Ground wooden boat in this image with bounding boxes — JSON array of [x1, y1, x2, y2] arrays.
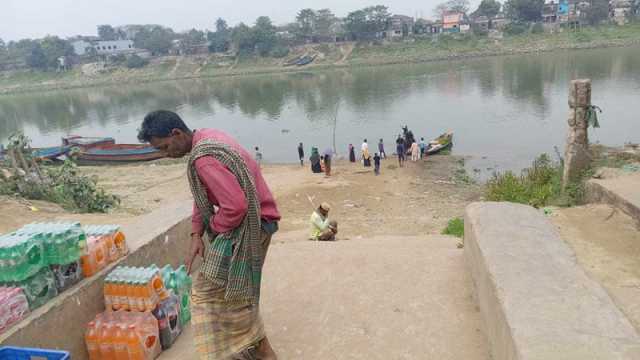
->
[[62, 136, 116, 149], [74, 144, 165, 165], [296, 55, 317, 66], [0, 145, 71, 161], [283, 55, 304, 67], [426, 132, 453, 155], [33, 146, 72, 161]]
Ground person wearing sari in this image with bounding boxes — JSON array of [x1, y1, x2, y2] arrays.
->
[[348, 144, 356, 163], [310, 147, 322, 173], [137, 110, 280, 360], [362, 148, 372, 167]]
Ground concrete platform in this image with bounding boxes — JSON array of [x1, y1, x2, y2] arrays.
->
[[587, 172, 640, 223], [465, 202, 640, 360], [160, 236, 490, 360]]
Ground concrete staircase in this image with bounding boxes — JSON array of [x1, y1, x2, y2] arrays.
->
[[160, 235, 490, 360]]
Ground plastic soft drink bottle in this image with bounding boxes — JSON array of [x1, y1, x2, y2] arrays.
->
[[99, 323, 116, 360], [85, 321, 101, 360], [153, 290, 181, 350], [126, 324, 144, 360], [113, 324, 129, 360]]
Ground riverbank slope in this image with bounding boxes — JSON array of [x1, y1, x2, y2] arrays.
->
[[1, 24, 639, 95]]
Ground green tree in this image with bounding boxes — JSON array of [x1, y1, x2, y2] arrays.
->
[[504, 0, 544, 21], [98, 25, 118, 40], [474, 0, 502, 18], [315, 9, 337, 39], [208, 18, 231, 52], [295, 9, 317, 40], [133, 26, 175, 55], [434, 0, 471, 18], [26, 43, 47, 70], [447, 0, 471, 13], [0, 38, 7, 60], [253, 16, 277, 56], [583, 0, 610, 25], [345, 5, 391, 40], [40, 36, 74, 69], [231, 23, 255, 54]]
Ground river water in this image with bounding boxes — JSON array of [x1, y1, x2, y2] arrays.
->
[[1, 46, 639, 176]]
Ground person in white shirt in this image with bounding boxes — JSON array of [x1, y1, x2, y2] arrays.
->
[[361, 139, 369, 151]]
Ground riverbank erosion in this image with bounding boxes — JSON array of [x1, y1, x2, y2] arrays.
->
[[1, 24, 640, 95]]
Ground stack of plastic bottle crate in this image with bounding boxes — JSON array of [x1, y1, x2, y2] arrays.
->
[[0, 222, 87, 312], [82, 225, 128, 277], [85, 264, 191, 359]]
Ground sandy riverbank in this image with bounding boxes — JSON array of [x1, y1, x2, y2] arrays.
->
[[0, 155, 481, 239]]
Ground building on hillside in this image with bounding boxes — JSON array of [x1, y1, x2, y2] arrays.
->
[[610, 0, 635, 25], [72, 39, 135, 56], [471, 15, 491, 31], [543, 1, 560, 22], [442, 12, 465, 32], [431, 21, 444, 33], [491, 13, 510, 30], [169, 39, 211, 55], [385, 15, 415, 39]]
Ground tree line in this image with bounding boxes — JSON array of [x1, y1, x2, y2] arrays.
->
[[0, 1, 633, 71]]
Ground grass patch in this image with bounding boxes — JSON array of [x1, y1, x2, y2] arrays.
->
[[1, 134, 120, 213], [442, 217, 464, 238], [485, 154, 568, 208]]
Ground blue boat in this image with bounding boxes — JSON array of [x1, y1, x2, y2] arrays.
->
[[32, 146, 72, 161]]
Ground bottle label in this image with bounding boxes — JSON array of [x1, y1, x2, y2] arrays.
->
[[158, 318, 168, 329]]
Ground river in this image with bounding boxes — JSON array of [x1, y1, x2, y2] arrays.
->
[[1, 46, 639, 177]]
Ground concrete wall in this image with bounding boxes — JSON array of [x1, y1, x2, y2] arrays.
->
[[0, 202, 194, 359], [586, 177, 640, 224], [464, 202, 640, 360]]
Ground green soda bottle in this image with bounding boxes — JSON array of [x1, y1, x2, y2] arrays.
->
[[175, 265, 192, 325]]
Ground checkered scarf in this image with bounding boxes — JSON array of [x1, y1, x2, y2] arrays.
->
[[188, 139, 262, 305]]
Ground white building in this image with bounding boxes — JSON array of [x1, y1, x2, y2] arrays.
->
[[72, 39, 135, 56]]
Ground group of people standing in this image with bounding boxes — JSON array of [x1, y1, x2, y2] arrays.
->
[[350, 139, 382, 175], [298, 134, 429, 177]]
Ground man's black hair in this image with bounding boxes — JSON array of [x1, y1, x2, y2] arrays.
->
[[138, 110, 190, 142]]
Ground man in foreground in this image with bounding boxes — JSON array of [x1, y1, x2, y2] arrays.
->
[[309, 202, 338, 241], [138, 110, 280, 360]]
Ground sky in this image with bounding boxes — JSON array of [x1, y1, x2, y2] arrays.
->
[[0, 0, 480, 41]]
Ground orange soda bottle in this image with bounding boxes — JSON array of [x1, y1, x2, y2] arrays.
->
[[127, 324, 144, 360], [99, 323, 116, 360], [113, 231, 128, 258], [104, 281, 115, 311], [85, 321, 100, 360], [113, 324, 129, 360], [126, 277, 138, 312]]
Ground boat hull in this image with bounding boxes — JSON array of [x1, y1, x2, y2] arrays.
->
[[62, 136, 116, 149], [75, 144, 165, 166]]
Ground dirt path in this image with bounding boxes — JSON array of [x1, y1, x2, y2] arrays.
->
[[336, 43, 355, 65], [0, 155, 480, 239], [551, 204, 640, 332]]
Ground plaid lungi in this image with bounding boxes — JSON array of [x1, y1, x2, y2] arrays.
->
[[192, 230, 273, 360]]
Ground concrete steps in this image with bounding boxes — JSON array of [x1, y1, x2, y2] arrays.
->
[[160, 235, 490, 360], [587, 172, 640, 223]]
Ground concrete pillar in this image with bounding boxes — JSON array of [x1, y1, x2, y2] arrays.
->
[[563, 79, 592, 188]]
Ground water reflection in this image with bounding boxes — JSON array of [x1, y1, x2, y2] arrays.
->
[[0, 46, 638, 169]]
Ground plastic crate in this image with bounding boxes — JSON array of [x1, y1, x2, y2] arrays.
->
[[0, 346, 70, 360]]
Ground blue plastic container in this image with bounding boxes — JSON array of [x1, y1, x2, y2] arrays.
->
[[0, 346, 70, 360]]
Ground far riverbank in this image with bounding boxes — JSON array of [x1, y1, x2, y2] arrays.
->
[[1, 24, 639, 96]]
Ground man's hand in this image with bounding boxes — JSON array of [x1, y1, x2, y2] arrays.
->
[[186, 234, 205, 275]]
